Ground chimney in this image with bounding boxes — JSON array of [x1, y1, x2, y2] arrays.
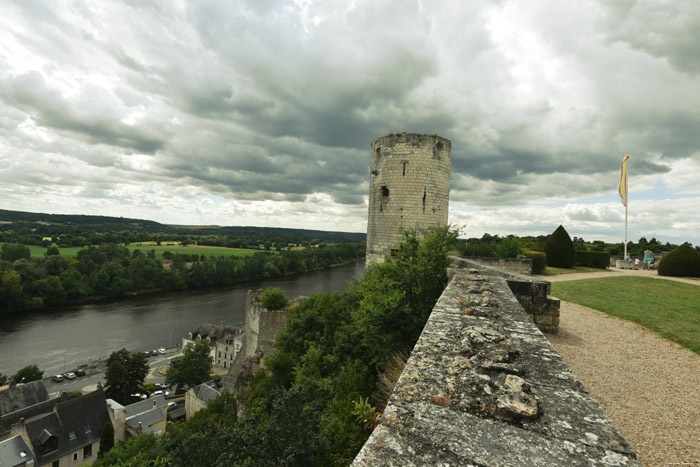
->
[[136, 422, 143, 433], [153, 399, 157, 408], [220, 322, 224, 328], [19, 417, 25, 425]]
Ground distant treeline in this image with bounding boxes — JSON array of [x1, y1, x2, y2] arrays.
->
[[459, 233, 685, 258], [0, 242, 365, 312], [0, 208, 365, 248]]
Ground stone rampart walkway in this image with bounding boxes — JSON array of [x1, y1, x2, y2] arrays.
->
[[544, 269, 700, 466]]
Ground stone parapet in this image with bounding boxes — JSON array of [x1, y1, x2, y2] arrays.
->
[[352, 269, 640, 466], [451, 256, 560, 333]]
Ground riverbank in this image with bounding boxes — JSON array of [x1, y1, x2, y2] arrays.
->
[[0, 256, 367, 315], [0, 261, 366, 377]]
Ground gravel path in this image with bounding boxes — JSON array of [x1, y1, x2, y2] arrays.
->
[[544, 270, 700, 466]]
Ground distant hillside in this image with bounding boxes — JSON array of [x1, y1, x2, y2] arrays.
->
[[0, 208, 366, 241], [0, 208, 163, 230]]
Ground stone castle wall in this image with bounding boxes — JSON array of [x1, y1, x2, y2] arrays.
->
[[353, 267, 640, 466], [451, 256, 560, 333], [366, 133, 451, 265], [223, 289, 289, 393]]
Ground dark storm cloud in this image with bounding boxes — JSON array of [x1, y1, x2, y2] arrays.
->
[[1, 72, 168, 154], [1, 0, 700, 241]]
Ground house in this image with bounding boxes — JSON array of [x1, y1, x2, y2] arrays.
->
[[0, 381, 51, 416], [107, 395, 168, 440], [11, 389, 110, 467], [1, 382, 68, 443], [185, 382, 221, 420], [0, 435, 36, 466], [182, 322, 244, 369]]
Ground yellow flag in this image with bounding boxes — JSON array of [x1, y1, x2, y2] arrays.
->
[[618, 154, 629, 207]]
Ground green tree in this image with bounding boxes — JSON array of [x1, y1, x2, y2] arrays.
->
[[544, 225, 576, 268], [261, 287, 288, 310], [98, 422, 115, 458], [0, 269, 23, 310], [46, 246, 60, 256], [166, 340, 213, 391], [0, 373, 7, 385], [1, 243, 30, 262], [12, 364, 43, 383], [105, 349, 149, 405]]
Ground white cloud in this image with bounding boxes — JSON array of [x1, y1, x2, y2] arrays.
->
[[0, 0, 699, 245]]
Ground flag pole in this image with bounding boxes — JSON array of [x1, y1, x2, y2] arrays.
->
[[619, 154, 630, 260], [624, 196, 628, 260]]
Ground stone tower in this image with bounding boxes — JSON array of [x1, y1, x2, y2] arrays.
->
[[366, 133, 451, 265]]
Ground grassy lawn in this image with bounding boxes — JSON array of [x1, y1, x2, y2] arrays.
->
[[551, 277, 700, 354], [541, 266, 608, 275]]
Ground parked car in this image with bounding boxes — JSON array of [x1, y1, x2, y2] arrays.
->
[[131, 393, 147, 400], [63, 372, 76, 380], [158, 348, 166, 355], [144, 351, 151, 358], [151, 349, 159, 356], [74, 369, 86, 377], [153, 390, 169, 397], [167, 402, 177, 411], [52, 374, 64, 383], [154, 383, 168, 390]]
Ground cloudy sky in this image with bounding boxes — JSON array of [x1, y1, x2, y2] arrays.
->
[[1, 0, 699, 245]]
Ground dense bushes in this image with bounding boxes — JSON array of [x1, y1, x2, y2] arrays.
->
[[524, 250, 547, 274], [544, 225, 575, 268], [262, 287, 289, 310], [575, 250, 610, 269], [458, 235, 522, 259], [658, 243, 700, 278]]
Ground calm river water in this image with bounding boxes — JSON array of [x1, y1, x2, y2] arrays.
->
[[0, 261, 365, 376]]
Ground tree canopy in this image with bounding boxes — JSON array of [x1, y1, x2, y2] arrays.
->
[[12, 364, 44, 384], [165, 340, 213, 392], [105, 349, 149, 405]]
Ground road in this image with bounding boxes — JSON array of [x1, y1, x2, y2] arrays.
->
[[43, 347, 182, 394]]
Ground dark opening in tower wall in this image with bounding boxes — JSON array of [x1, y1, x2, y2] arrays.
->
[[422, 188, 426, 213], [434, 141, 445, 159], [381, 186, 389, 198]]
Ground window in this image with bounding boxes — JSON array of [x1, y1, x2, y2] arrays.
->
[[402, 162, 407, 176], [74, 453, 79, 461], [52, 460, 59, 467], [69, 431, 76, 440], [218, 351, 221, 357], [84, 443, 93, 458], [84, 424, 91, 433]]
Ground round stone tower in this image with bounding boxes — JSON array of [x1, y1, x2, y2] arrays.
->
[[366, 132, 451, 265]]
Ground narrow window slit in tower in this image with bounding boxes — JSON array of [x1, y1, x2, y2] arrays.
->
[[402, 162, 406, 176], [422, 188, 426, 213]]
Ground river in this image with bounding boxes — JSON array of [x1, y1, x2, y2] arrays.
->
[[0, 261, 365, 377]]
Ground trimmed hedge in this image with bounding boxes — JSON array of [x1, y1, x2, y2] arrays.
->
[[575, 250, 610, 269], [658, 243, 700, 278], [544, 225, 575, 268], [524, 250, 547, 274]]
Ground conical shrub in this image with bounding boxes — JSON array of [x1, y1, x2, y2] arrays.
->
[[544, 225, 575, 268], [657, 243, 700, 277]]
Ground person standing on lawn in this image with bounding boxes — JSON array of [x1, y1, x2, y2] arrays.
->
[[643, 249, 654, 270]]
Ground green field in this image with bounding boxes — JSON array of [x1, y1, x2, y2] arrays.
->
[[4, 243, 263, 260], [551, 277, 700, 354]]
